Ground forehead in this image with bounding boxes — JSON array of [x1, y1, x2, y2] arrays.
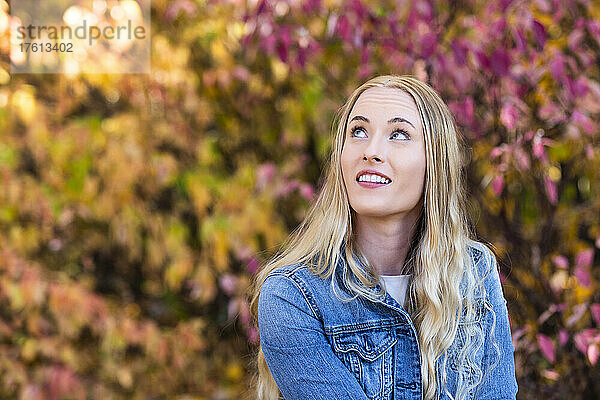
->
[[349, 87, 421, 129]]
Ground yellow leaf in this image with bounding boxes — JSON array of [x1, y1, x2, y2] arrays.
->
[[21, 339, 37, 362], [225, 362, 243, 381], [165, 254, 193, 290]]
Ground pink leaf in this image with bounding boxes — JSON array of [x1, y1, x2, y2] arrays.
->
[[227, 298, 240, 320], [576, 248, 594, 268], [336, 14, 351, 42], [219, 274, 238, 296], [514, 147, 531, 170], [588, 343, 599, 365], [513, 29, 528, 53], [586, 144, 595, 160], [451, 39, 468, 66], [247, 325, 259, 345], [552, 255, 569, 269], [544, 176, 558, 205], [299, 183, 315, 200], [257, 162, 276, 183], [420, 32, 437, 58], [542, 369, 559, 380], [538, 102, 566, 124], [165, 0, 198, 20], [492, 174, 504, 196], [246, 257, 259, 274], [549, 51, 566, 82], [574, 332, 588, 354], [474, 50, 490, 70], [491, 49, 511, 76], [490, 146, 504, 159], [512, 326, 528, 345], [571, 110, 595, 135], [301, 0, 322, 14], [537, 333, 555, 363], [500, 102, 518, 130], [574, 264, 591, 287], [559, 329, 569, 346], [567, 304, 588, 327], [574, 249, 594, 287], [532, 19, 547, 48]]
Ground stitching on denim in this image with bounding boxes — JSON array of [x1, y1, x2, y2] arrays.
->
[[324, 318, 408, 335], [288, 272, 323, 321], [265, 270, 322, 323]]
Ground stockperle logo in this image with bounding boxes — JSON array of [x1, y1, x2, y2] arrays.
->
[[10, 0, 150, 74]]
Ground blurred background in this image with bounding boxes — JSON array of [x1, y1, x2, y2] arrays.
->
[[0, 0, 599, 398]]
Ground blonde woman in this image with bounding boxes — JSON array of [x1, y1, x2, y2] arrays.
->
[[250, 75, 518, 400]]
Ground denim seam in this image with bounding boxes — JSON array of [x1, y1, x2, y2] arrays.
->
[[270, 267, 323, 321], [324, 319, 408, 335]]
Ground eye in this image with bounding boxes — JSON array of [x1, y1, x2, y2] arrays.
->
[[349, 126, 411, 140], [391, 129, 410, 140], [349, 125, 367, 138]]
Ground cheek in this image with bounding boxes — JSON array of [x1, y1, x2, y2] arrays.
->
[[394, 152, 426, 188], [340, 146, 354, 177]]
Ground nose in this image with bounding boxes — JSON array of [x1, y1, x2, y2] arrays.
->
[[362, 135, 384, 163]]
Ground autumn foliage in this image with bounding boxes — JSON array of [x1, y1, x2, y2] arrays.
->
[[0, 0, 599, 398]]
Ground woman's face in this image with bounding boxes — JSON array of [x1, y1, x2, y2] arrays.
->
[[341, 86, 426, 218]]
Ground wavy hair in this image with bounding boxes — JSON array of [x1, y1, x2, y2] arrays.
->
[[249, 75, 496, 400]]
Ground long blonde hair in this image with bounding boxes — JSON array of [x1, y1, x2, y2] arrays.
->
[[250, 75, 491, 400]]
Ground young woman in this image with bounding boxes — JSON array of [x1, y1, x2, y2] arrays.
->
[[250, 75, 518, 400]]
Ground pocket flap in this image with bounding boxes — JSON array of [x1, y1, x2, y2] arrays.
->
[[332, 329, 397, 361]]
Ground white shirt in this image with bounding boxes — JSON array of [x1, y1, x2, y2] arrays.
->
[[380, 274, 411, 307]]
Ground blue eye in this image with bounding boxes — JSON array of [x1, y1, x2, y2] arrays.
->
[[390, 129, 410, 140], [350, 125, 367, 138], [349, 125, 410, 140]]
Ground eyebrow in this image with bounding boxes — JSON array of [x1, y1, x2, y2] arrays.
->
[[349, 115, 416, 129]]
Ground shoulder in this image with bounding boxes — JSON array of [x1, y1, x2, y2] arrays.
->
[[261, 262, 325, 294], [465, 239, 504, 301], [466, 239, 498, 276], [258, 263, 326, 320]]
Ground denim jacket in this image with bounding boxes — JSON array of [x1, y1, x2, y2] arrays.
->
[[257, 240, 518, 400]]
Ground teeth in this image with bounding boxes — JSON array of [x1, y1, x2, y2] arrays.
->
[[358, 174, 390, 184]]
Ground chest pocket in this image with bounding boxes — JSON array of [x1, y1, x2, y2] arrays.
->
[[331, 328, 396, 400]]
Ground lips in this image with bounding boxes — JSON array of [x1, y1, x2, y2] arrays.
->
[[355, 169, 392, 182]]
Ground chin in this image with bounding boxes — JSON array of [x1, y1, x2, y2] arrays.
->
[[351, 206, 396, 217]]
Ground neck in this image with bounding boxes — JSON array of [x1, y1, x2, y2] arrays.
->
[[353, 204, 422, 275]]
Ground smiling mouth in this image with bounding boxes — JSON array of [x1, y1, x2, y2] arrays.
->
[[356, 176, 391, 187]]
